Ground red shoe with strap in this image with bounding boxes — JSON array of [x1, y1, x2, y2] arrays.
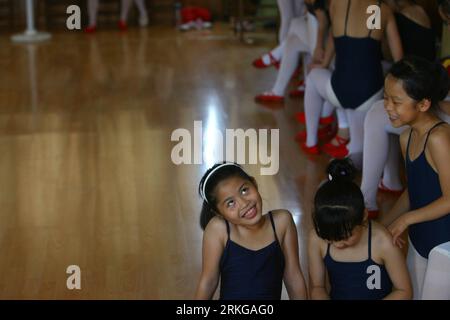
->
[[322, 135, 349, 158], [255, 92, 284, 104], [295, 112, 335, 125], [252, 53, 280, 69], [300, 142, 320, 155], [378, 181, 404, 195]]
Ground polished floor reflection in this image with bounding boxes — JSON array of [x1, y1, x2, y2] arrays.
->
[[0, 25, 400, 299]]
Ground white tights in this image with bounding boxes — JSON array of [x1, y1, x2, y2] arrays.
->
[[270, 0, 305, 61], [272, 14, 317, 95], [87, 0, 148, 26], [408, 239, 450, 299]]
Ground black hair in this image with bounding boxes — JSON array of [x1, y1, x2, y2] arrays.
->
[[198, 162, 256, 230], [313, 159, 365, 242], [387, 56, 450, 112]]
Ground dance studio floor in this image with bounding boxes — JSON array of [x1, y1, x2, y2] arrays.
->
[[0, 24, 398, 299]]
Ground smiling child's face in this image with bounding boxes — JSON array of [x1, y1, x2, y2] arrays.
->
[[383, 75, 421, 128], [213, 176, 263, 227]]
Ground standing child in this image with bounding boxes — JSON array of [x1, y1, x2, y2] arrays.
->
[[308, 159, 412, 300], [194, 162, 307, 300], [385, 56, 450, 299]]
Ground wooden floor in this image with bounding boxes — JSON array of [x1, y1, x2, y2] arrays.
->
[[0, 24, 399, 299]]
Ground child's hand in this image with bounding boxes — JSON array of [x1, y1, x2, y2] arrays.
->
[[313, 47, 325, 64], [388, 214, 410, 248]]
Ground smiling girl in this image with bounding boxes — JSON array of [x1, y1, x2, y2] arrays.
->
[[384, 56, 450, 299], [194, 162, 307, 300]]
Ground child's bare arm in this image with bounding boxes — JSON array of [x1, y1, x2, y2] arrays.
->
[[280, 212, 308, 300], [195, 218, 225, 299], [308, 230, 329, 300], [379, 229, 413, 300]]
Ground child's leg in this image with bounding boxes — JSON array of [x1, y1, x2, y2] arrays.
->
[[272, 33, 309, 95], [360, 100, 390, 211], [120, 0, 133, 22], [407, 238, 428, 300], [381, 134, 403, 190], [134, 0, 147, 16], [87, 0, 99, 27], [305, 68, 332, 147], [277, 0, 296, 43], [421, 242, 450, 299], [134, 0, 148, 25]]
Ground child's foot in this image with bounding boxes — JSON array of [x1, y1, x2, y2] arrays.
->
[[254, 92, 284, 104], [118, 20, 127, 31], [294, 112, 335, 125], [378, 180, 404, 195], [84, 25, 97, 33], [300, 143, 320, 155], [322, 135, 350, 159], [295, 124, 335, 142], [139, 14, 149, 27], [252, 53, 280, 69]]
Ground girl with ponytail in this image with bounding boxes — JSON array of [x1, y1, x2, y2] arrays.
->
[[195, 162, 307, 300], [308, 159, 412, 300]]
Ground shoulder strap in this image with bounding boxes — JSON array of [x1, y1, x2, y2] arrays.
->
[[225, 219, 230, 240], [424, 122, 446, 150], [368, 220, 372, 260], [406, 128, 413, 161], [268, 212, 281, 244]]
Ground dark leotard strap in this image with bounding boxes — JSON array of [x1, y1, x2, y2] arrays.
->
[[268, 212, 281, 245], [225, 219, 230, 241], [368, 220, 373, 260]]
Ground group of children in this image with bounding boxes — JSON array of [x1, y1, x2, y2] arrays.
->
[[194, 0, 450, 300]]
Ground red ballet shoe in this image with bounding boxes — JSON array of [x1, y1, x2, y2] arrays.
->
[[368, 210, 380, 220], [118, 20, 128, 31], [322, 135, 349, 158], [378, 181, 404, 195], [84, 25, 97, 33], [300, 143, 320, 155], [295, 124, 335, 142], [255, 92, 284, 104], [294, 112, 335, 125], [252, 53, 280, 69]]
